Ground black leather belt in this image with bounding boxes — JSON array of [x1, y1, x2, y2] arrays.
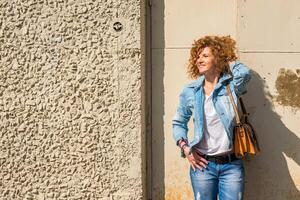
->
[[204, 153, 239, 164]]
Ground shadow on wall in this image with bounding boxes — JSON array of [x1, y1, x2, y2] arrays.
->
[[244, 71, 300, 200], [153, 69, 300, 200]]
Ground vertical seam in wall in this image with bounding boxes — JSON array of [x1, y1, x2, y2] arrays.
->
[[114, 2, 120, 197], [140, 0, 147, 199], [149, 4, 153, 200], [236, 0, 240, 55], [147, 0, 153, 199], [116, 2, 120, 119]]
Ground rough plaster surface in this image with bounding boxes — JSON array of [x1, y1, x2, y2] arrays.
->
[[0, 0, 143, 199]]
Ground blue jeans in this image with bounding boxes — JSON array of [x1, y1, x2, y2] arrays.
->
[[190, 159, 245, 200]]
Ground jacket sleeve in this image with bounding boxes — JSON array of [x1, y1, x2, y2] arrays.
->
[[230, 61, 252, 96], [172, 87, 193, 145]]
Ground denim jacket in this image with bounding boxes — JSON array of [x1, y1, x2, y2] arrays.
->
[[172, 61, 251, 152]]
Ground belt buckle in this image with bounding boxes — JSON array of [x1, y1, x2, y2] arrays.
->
[[228, 154, 232, 162], [219, 157, 227, 164]]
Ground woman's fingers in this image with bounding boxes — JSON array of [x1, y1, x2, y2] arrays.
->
[[198, 161, 207, 169], [188, 156, 204, 171], [192, 153, 208, 169], [199, 157, 209, 165], [194, 152, 209, 164], [193, 162, 203, 171], [190, 161, 202, 171], [190, 162, 196, 171], [187, 155, 197, 171]]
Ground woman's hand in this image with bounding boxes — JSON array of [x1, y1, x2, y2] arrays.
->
[[183, 146, 209, 171]]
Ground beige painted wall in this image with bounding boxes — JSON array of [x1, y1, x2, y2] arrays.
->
[[151, 0, 300, 199], [0, 0, 144, 199]]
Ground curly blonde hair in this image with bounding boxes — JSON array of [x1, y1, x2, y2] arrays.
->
[[187, 35, 238, 79]]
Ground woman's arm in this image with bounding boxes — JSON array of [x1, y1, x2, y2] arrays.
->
[[230, 61, 252, 96], [172, 91, 208, 169], [172, 87, 192, 145]]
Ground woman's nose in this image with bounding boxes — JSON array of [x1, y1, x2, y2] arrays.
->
[[197, 57, 203, 64]]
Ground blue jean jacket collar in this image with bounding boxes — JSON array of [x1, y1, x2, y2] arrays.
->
[[186, 73, 233, 91]]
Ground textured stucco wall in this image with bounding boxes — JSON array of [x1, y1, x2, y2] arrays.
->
[[0, 0, 144, 199]]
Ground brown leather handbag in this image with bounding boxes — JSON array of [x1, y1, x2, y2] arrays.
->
[[226, 85, 261, 158]]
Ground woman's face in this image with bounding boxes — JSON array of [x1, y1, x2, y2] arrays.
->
[[196, 47, 216, 75]]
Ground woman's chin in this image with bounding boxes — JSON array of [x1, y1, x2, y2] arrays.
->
[[198, 70, 207, 75]]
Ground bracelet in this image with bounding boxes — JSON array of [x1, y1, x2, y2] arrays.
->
[[178, 138, 189, 158], [181, 143, 189, 150], [178, 139, 187, 148]]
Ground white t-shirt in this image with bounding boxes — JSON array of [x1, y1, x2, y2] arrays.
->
[[194, 92, 232, 156]]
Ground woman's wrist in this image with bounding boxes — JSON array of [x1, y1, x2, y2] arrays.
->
[[181, 143, 188, 149], [183, 146, 192, 156], [178, 139, 189, 158], [178, 139, 188, 148], [179, 141, 192, 157]]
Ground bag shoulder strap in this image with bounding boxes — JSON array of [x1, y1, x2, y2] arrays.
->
[[238, 96, 249, 123], [226, 85, 250, 124], [226, 85, 241, 124]]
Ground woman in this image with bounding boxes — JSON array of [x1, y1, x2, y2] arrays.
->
[[172, 35, 251, 200]]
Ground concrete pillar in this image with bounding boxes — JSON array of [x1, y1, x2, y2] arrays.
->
[[0, 0, 145, 199]]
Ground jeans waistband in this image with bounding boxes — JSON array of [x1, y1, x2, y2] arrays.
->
[[204, 153, 238, 164]]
